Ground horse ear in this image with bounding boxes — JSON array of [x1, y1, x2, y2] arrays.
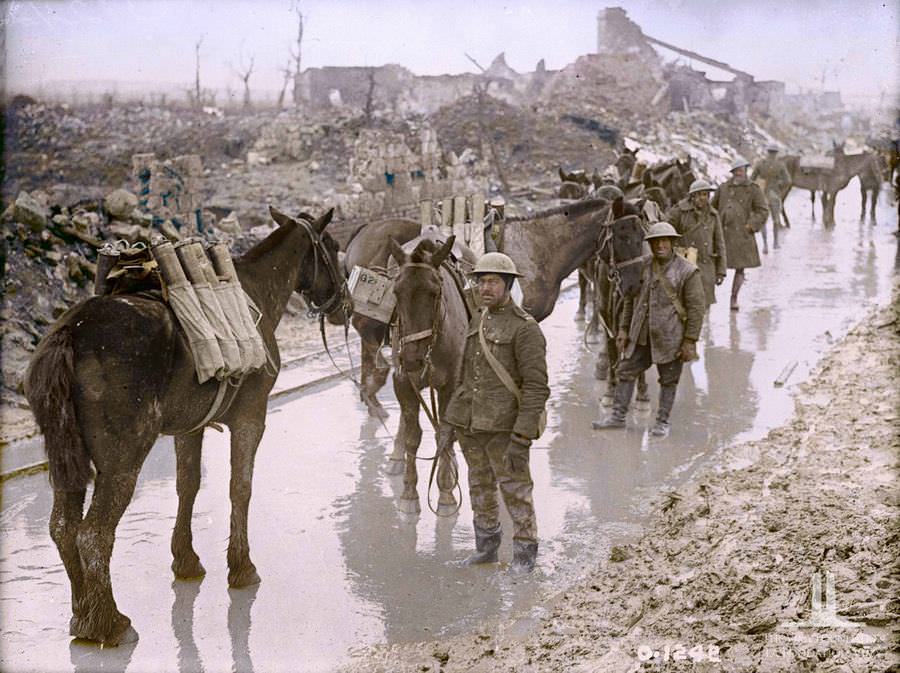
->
[[431, 235, 455, 268], [388, 237, 406, 266], [314, 208, 334, 234], [269, 206, 294, 228], [558, 167, 566, 181]]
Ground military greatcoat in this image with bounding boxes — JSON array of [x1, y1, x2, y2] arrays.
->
[[712, 175, 768, 269], [665, 198, 727, 306]]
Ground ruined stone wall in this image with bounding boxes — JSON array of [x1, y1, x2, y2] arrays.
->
[[131, 152, 204, 227]]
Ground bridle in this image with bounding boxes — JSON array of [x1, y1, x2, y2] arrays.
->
[[295, 214, 352, 318], [597, 212, 644, 291], [393, 262, 444, 378]]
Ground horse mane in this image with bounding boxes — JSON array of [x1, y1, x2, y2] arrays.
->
[[239, 219, 297, 262], [505, 197, 608, 222]]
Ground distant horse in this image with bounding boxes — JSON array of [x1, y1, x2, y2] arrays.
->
[[340, 198, 612, 419], [24, 207, 344, 646], [386, 236, 467, 515], [859, 151, 888, 220], [642, 157, 695, 206]]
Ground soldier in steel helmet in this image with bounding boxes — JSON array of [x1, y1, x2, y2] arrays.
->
[[592, 222, 706, 437], [751, 143, 791, 250], [444, 252, 550, 574], [665, 178, 728, 309], [713, 157, 769, 311]]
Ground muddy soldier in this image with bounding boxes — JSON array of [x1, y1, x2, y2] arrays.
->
[[445, 252, 549, 574], [713, 157, 769, 311], [592, 222, 705, 437], [665, 178, 727, 308], [751, 143, 792, 251]]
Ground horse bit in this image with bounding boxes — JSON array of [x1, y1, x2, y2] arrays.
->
[[295, 214, 352, 318]]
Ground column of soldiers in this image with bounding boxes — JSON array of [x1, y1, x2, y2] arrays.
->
[[448, 145, 788, 573]]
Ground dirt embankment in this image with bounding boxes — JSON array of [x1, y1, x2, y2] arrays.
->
[[342, 285, 900, 672]]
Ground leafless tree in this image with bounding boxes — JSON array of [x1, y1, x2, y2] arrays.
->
[[363, 68, 377, 124], [464, 52, 509, 191], [277, 59, 293, 109], [194, 37, 203, 109], [291, 3, 304, 106], [231, 52, 255, 111]]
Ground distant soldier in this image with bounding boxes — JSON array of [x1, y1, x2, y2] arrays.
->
[[445, 252, 550, 574], [666, 179, 727, 309], [713, 157, 769, 311], [592, 222, 706, 437], [751, 143, 792, 251]]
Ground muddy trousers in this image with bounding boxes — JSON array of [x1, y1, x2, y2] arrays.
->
[[615, 344, 683, 421], [457, 430, 537, 544]]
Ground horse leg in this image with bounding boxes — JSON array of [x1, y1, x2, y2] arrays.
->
[[434, 422, 459, 516], [49, 487, 87, 636], [575, 269, 588, 321], [810, 190, 816, 220], [394, 377, 422, 515], [171, 433, 206, 579], [360, 333, 388, 420], [73, 466, 143, 645], [860, 184, 867, 220], [871, 187, 878, 221], [227, 420, 264, 588]]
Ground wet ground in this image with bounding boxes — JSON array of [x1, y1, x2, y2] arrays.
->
[[1, 187, 897, 673]]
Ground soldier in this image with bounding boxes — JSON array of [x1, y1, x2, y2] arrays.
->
[[666, 179, 728, 309], [592, 222, 706, 437], [445, 252, 550, 574], [751, 143, 792, 251], [713, 157, 769, 311]]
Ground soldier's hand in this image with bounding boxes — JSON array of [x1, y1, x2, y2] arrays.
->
[[679, 340, 699, 362], [615, 329, 628, 353], [504, 434, 532, 474], [716, 274, 726, 286]]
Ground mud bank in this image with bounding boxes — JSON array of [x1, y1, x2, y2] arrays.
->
[[342, 283, 900, 673]]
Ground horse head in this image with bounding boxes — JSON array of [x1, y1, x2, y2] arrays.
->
[[599, 198, 645, 297], [268, 206, 347, 321], [388, 235, 454, 374]]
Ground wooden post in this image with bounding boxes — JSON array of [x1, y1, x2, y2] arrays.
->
[[419, 199, 433, 228]]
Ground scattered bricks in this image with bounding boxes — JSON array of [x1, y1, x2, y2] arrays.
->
[[104, 188, 138, 220], [14, 192, 47, 232]]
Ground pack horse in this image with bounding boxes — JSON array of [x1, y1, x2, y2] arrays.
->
[[24, 207, 345, 646]]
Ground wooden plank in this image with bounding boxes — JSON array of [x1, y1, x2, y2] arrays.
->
[[774, 359, 798, 388], [470, 193, 485, 224]]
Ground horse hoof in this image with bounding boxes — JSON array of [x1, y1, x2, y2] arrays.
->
[[385, 459, 405, 476], [436, 500, 459, 517], [633, 399, 651, 412], [585, 332, 601, 345], [601, 394, 615, 408], [594, 364, 608, 381], [367, 404, 389, 420], [574, 311, 585, 322], [172, 555, 206, 580], [70, 612, 135, 646], [397, 497, 421, 515], [635, 392, 651, 403], [228, 565, 261, 589]]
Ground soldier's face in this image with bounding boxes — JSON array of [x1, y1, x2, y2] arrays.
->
[[477, 274, 510, 309], [650, 237, 674, 261], [690, 191, 709, 208], [732, 167, 747, 179]]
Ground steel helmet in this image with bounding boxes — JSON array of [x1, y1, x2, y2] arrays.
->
[[644, 221, 681, 241], [473, 252, 521, 277], [730, 156, 751, 172], [596, 184, 625, 200], [688, 178, 715, 195], [765, 142, 780, 153]]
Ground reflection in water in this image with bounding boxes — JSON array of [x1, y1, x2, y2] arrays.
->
[[228, 584, 258, 673], [69, 635, 137, 673], [172, 579, 204, 673], [747, 306, 778, 353]]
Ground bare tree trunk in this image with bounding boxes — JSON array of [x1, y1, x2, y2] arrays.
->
[[194, 37, 203, 109], [292, 6, 304, 106], [363, 68, 376, 124], [277, 61, 292, 109]]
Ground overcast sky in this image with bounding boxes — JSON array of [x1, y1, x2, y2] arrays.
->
[[3, 0, 898, 104]]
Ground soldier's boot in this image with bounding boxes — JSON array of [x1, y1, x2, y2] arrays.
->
[[592, 379, 635, 429], [509, 541, 539, 575], [457, 525, 502, 566], [730, 272, 745, 312], [650, 385, 678, 437]]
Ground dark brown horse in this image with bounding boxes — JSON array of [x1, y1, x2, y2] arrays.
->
[[386, 237, 467, 515], [340, 199, 613, 420], [24, 207, 343, 646]]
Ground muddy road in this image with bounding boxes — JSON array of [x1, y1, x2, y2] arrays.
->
[[1, 188, 897, 672]]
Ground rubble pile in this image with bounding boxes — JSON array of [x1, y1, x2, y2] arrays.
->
[[3, 100, 272, 201]]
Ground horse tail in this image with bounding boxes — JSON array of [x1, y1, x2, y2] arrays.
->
[[24, 325, 92, 491]]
